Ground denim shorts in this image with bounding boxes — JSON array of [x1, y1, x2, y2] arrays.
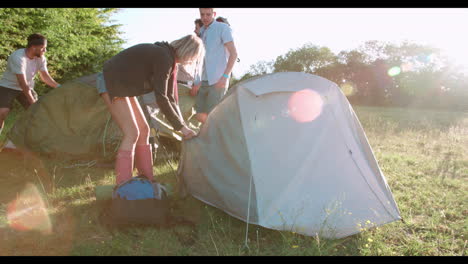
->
[[96, 72, 107, 94]]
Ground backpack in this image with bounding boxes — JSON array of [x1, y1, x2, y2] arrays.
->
[[104, 175, 170, 229]]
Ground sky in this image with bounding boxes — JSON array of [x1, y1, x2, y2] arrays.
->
[[110, 8, 468, 78]]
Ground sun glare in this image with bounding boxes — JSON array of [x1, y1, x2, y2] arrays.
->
[[7, 183, 52, 235], [288, 89, 323, 123], [388, 66, 401, 77]]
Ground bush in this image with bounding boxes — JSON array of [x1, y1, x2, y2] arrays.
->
[[0, 8, 124, 96]]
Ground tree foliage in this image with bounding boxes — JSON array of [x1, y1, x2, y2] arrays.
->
[[273, 43, 337, 73], [0, 8, 124, 95], [240, 40, 468, 111]]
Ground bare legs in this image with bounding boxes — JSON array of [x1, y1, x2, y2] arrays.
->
[[100, 93, 153, 184], [128, 98, 154, 182]]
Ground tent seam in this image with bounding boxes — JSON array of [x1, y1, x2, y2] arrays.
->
[[236, 88, 259, 226]]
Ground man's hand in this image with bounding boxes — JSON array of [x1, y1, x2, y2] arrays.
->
[[39, 71, 60, 88], [190, 84, 200, 97], [215, 75, 229, 90], [16, 74, 36, 105], [180, 125, 197, 140], [25, 90, 37, 105]]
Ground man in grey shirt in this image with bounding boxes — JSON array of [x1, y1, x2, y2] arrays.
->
[[191, 8, 238, 124], [0, 33, 60, 137]]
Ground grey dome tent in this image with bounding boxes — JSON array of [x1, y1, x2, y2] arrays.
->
[[178, 72, 401, 239]]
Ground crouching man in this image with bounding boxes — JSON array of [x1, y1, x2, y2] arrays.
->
[[0, 33, 60, 137]]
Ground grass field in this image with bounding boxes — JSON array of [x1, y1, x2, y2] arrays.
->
[[0, 106, 466, 256]]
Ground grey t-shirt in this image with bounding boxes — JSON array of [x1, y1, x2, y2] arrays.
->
[[0, 48, 48, 91]]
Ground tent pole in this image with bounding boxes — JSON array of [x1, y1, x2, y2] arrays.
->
[[243, 172, 253, 250]]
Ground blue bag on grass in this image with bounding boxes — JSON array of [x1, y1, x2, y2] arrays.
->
[[113, 177, 156, 200], [108, 175, 169, 228]]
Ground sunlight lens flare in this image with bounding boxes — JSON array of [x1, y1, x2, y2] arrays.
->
[[416, 53, 433, 64], [387, 66, 401, 77], [6, 183, 52, 234], [287, 89, 323, 123], [400, 62, 414, 72], [340, 82, 356, 96]]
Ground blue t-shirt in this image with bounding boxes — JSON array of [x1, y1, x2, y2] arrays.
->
[[195, 21, 234, 86]]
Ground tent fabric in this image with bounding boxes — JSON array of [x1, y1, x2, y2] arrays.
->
[[178, 89, 259, 222], [7, 74, 197, 162], [178, 72, 401, 239], [139, 82, 198, 141], [8, 74, 121, 161]]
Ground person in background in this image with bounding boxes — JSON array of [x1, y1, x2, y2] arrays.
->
[[0, 33, 60, 138], [215, 16, 230, 26], [96, 34, 204, 185], [194, 18, 203, 37], [191, 8, 238, 124], [215, 16, 240, 76]]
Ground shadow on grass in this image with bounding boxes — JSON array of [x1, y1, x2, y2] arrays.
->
[[0, 151, 111, 200], [435, 151, 466, 180]]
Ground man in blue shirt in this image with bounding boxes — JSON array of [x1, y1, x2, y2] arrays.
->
[[191, 8, 238, 124]]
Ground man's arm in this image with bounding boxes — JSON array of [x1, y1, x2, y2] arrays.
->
[[15, 74, 36, 105], [39, 70, 60, 88], [9, 52, 36, 103], [223, 41, 238, 78], [215, 41, 238, 89]]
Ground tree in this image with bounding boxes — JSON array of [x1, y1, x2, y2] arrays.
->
[[273, 43, 337, 73], [237, 39, 468, 110], [248, 60, 274, 76], [356, 40, 390, 64], [0, 8, 124, 96], [230, 72, 255, 87], [231, 60, 274, 87]]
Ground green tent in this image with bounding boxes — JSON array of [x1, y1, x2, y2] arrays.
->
[[7, 73, 197, 163]]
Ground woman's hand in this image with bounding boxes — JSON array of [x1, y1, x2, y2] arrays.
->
[[180, 125, 197, 140]]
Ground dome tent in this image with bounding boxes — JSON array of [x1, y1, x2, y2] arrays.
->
[[6, 74, 197, 163], [178, 72, 401, 239]]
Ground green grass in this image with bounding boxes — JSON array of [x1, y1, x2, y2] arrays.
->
[[0, 107, 22, 144], [0, 106, 466, 256]]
